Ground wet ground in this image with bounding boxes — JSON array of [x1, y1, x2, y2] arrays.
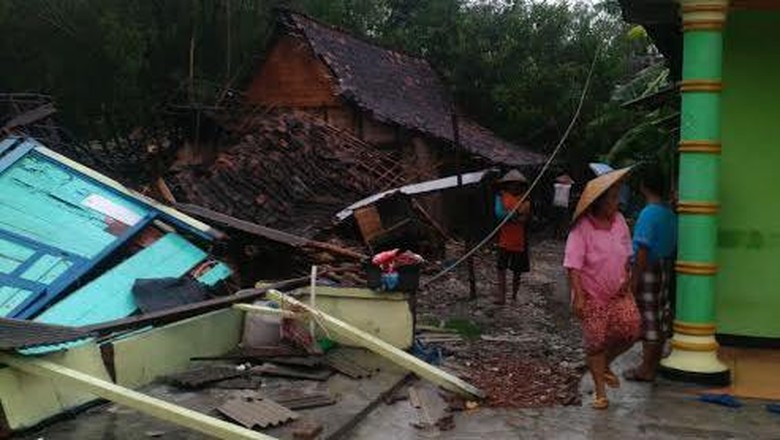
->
[[416, 239, 584, 407], [17, 239, 780, 439], [348, 349, 780, 439]]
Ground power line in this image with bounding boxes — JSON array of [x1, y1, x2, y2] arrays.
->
[[421, 46, 602, 289]]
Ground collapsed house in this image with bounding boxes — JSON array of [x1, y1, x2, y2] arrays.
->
[[0, 136, 231, 321], [0, 134, 482, 438], [246, 10, 547, 231], [248, 11, 545, 173]]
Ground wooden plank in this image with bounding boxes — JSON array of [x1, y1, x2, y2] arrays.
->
[[176, 203, 366, 260], [1, 104, 57, 132], [35, 233, 206, 326], [175, 203, 308, 247], [236, 292, 485, 400], [81, 277, 311, 336], [0, 353, 275, 440], [33, 145, 218, 239]]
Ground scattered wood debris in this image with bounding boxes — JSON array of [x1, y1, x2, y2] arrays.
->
[[239, 293, 485, 399], [254, 363, 332, 382], [325, 350, 377, 379], [408, 385, 453, 431], [292, 419, 324, 440], [213, 375, 263, 390], [166, 365, 248, 390], [167, 111, 412, 238], [268, 389, 337, 410]]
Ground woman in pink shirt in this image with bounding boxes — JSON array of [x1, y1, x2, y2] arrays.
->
[[564, 168, 640, 409]]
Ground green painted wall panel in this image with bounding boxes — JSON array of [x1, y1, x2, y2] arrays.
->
[[717, 11, 780, 337], [20, 255, 72, 285], [196, 262, 232, 286], [35, 233, 206, 326]]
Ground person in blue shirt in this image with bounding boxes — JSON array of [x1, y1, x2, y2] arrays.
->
[[624, 167, 677, 382]]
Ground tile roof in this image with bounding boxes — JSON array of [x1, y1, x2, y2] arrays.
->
[[0, 317, 90, 350], [166, 111, 407, 237], [217, 394, 299, 429], [282, 11, 546, 167]]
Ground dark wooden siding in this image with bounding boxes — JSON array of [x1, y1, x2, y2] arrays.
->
[[247, 35, 339, 108]]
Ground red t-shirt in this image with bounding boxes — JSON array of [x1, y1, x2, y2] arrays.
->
[[498, 192, 529, 252]]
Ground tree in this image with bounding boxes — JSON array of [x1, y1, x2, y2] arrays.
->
[[0, 0, 651, 175]]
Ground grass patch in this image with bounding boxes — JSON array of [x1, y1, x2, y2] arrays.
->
[[444, 318, 482, 339]]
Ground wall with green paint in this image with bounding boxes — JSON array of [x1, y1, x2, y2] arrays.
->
[[718, 11, 780, 338]]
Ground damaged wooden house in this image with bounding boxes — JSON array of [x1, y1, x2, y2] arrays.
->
[[245, 10, 546, 236], [248, 10, 545, 174], [0, 134, 482, 439]]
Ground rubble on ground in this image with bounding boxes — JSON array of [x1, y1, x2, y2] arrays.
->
[[416, 239, 585, 408]]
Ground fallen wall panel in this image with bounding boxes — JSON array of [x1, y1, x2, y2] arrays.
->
[[111, 308, 243, 389], [0, 342, 109, 430]]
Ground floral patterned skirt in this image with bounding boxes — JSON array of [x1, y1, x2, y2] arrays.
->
[[581, 293, 641, 355]]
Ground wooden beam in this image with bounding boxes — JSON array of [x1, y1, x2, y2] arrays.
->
[[237, 291, 485, 400], [82, 277, 310, 335], [175, 203, 367, 260], [234, 304, 302, 320], [33, 146, 218, 239], [0, 353, 275, 440], [1, 103, 57, 133]]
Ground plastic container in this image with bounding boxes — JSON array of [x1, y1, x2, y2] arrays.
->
[[241, 300, 281, 348]]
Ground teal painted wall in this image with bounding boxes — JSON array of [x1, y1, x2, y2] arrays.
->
[[0, 154, 148, 259], [718, 11, 780, 337]]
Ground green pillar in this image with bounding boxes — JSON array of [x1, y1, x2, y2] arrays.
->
[[660, 0, 729, 385]]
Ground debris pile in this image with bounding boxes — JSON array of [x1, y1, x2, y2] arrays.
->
[[414, 240, 585, 409], [167, 111, 412, 238], [467, 355, 581, 407]]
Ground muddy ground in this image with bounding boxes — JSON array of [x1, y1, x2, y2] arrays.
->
[[416, 238, 586, 408]]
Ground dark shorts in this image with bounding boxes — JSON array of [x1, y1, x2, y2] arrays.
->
[[497, 248, 530, 273]]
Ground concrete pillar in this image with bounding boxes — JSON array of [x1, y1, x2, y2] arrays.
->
[[660, 0, 730, 385]]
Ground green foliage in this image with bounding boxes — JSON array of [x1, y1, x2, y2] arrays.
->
[[444, 317, 482, 339], [0, 0, 663, 172]]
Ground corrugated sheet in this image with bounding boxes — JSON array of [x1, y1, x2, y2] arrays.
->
[[325, 350, 376, 379], [0, 317, 90, 350], [268, 390, 336, 410], [217, 395, 299, 429], [167, 365, 248, 389]]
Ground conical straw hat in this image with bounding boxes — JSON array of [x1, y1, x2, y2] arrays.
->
[[572, 167, 632, 221], [498, 169, 528, 184]]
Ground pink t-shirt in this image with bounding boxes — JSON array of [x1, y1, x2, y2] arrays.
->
[[563, 213, 632, 304]]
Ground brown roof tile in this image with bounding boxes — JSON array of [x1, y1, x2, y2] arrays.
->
[[283, 11, 546, 167], [0, 318, 90, 350]]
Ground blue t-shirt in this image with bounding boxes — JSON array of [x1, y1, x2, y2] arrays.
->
[[633, 203, 677, 263]]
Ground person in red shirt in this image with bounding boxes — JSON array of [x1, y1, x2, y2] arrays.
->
[[494, 170, 531, 305]]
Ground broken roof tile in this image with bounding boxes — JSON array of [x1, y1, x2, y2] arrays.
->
[[282, 11, 546, 167], [0, 317, 90, 350]]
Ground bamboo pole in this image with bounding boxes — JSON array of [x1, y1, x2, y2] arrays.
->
[[236, 291, 484, 400], [0, 353, 275, 440]]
